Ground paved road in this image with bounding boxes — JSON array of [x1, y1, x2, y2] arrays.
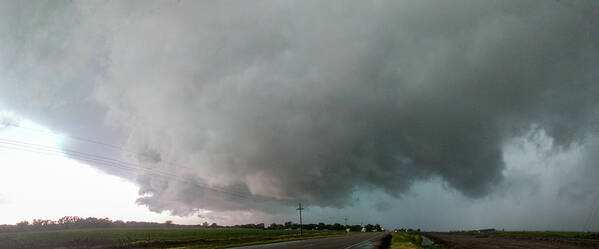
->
[[232, 233, 385, 249]]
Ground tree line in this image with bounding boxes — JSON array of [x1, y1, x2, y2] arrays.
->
[[0, 216, 383, 233], [265, 222, 382, 232], [0, 216, 191, 233]]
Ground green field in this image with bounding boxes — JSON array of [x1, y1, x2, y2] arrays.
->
[[390, 232, 445, 249], [0, 228, 349, 249]]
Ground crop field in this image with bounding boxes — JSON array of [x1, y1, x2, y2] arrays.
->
[[0, 228, 347, 249]]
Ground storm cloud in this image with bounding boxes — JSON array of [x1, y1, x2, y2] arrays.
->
[[1, 0, 598, 220]]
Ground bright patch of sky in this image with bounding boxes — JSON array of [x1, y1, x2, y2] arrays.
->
[[0, 117, 203, 225]]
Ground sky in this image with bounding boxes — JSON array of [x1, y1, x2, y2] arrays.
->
[[0, 0, 598, 231]]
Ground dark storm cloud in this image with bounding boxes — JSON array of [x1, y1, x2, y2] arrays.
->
[[0, 0, 598, 216]]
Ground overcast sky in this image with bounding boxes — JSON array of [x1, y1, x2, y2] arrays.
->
[[0, 0, 598, 231]]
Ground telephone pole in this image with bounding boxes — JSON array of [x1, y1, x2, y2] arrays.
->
[[344, 216, 348, 228], [296, 203, 304, 236]]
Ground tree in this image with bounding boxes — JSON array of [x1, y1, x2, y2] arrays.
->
[[58, 216, 83, 229], [16, 221, 29, 227], [332, 223, 344, 230], [15, 221, 30, 231], [32, 219, 55, 229]]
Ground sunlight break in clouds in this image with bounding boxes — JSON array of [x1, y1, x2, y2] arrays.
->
[[0, 119, 188, 225]]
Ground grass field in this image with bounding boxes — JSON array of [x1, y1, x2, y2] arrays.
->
[[390, 232, 445, 249], [0, 228, 350, 249]]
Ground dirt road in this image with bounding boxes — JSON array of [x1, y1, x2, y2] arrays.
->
[[427, 233, 599, 249]]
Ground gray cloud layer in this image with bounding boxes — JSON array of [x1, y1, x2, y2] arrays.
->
[[1, 0, 598, 221]]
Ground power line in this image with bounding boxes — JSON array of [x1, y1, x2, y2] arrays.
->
[[2, 125, 320, 217], [5, 123, 124, 150], [5, 123, 198, 172], [4, 123, 259, 200], [0, 142, 277, 223], [0, 132, 325, 225], [0, 139, 259, 202]]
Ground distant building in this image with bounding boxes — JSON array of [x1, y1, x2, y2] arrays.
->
[[361, 227, 366, 232], [478, 228, 496, 233]]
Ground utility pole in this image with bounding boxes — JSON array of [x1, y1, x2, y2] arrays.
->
[[296, 203, 304, 236]]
